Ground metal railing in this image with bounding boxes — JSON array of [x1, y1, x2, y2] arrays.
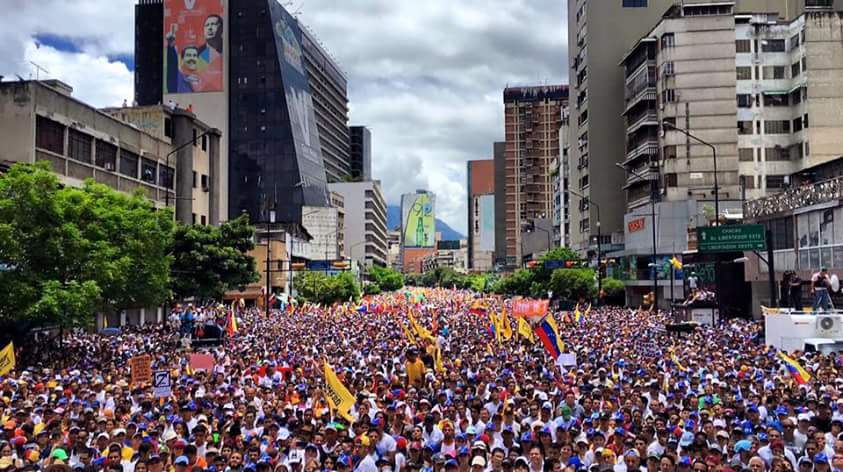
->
[[745, 175, 843, 218]]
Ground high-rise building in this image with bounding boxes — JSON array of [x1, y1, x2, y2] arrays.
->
[[349, 126, 372, 181], [400, 190, 436, 273], [301, 26, 351, 183], [493, 141, 507, 268], [553, 106, 571, 248], [466, 159, 495, 271], [327, 181, 388, 267], [134, 0, 351, 224], [502, 86, 567, 266]]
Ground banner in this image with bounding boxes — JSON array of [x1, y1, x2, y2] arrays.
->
[[512, 299, 549, 320], [0, 342, 14, 376], [164, 0, 224, 93], [189, 353, 215, 372], [129, 355, 153, 385], [323, 362, 355, 422]]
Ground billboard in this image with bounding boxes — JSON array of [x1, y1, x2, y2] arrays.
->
[[164, 0, 224, 93], [402, 193, 435, 248], [268, 0, 329, 208], [478, 194, 495, 251]]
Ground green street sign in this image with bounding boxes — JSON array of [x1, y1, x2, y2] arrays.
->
[[698, 224, 767, 253]]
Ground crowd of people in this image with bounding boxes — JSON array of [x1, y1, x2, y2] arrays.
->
[[0, 289, 839, 472]]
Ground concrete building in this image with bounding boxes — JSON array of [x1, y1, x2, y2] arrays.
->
[[330, 190, 346, 258], [300, 206, 341, 262], [301, 26, 352, 183], [466, 159, 495, 271], [493, 141, 507, 268], [349, 126, 372, 181], [553, 106, 571, 248], [0, 80, 219, 225], [328, 181, 388, 267], [421, 240, 468, 274], [502, 86, 567, 267], [387, 228, 402, 271], [134, 0, 349, 224], [102, 104, 224, 225]]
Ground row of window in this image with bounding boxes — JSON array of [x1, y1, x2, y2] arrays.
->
[[738, 116, 808, 135], [737, 89, 805, 108], [661, 173, 786, 189], [35, 116, 175, 188], [736, 33, 805, 55], [736, 58, 806, 81], [738, 144, 805, 162]]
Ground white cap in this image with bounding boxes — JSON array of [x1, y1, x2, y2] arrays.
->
[[471, 457, 487, 467]]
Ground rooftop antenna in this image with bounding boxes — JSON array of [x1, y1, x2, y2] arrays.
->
[[29, 61, 48, 81]]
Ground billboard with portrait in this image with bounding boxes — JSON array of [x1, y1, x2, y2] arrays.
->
[[163, 0, 224, 93], [401, 193, 436, 248]]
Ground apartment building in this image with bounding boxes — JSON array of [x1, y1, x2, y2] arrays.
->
[[467, 159, 495, 271], [328, 181, 389, 267], [502, 86, 567, 267]]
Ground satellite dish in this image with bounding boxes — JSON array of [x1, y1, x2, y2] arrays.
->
[[831, 274, 840, 293]]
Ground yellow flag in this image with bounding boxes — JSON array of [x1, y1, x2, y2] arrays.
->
[[323, 362, 355, 422], [408, 311, 434, 342], [517, 317, 534, 343], [501, 309, 513, 341], [0, 343, 14, 377], [434, 347, 444, 373], [402, 323, 417, 345]]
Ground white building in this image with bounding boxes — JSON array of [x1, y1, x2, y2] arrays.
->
[[328, 181, 389, 267]]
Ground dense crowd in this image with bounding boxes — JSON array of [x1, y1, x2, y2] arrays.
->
[[0, 289, 838, 472]]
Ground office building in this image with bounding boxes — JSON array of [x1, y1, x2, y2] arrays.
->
[[349, 125, 372, 181], [328, 181, 388, 267], [553, 106, 571, 248], [134, 0, 351, 224], [493, 141, 507, 268], [467, 159, 495, 271], [301, 26, 352, 183], [330, 191, 346, 258], [421, 240, 468, 273], [0, 79, 220, 225], [387, 228, 402, 271], [502, 86, 567, 266], [400, 190, 436, 273], [102, 103, 224, 225]]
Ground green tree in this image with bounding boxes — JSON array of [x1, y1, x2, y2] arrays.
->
[[362, 282, 382, 296], [601, 277, 626, 305], [295, 271, 360, 305], [170, 214, 260, 301], [0, 162, 174, 327], [368, 266, 404, 291], [534, 247, 582, 285], [550, 268, 597, 302], [490, 269, 535, 297]]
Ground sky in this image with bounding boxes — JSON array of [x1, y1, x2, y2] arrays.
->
[[0, 0, 567, 234]]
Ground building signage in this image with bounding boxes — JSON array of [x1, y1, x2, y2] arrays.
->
[[628, 217, 646, 233], [698, 224, 767, 253]]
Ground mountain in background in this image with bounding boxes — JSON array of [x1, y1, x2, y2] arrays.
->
[[386, 205, 466, 241]]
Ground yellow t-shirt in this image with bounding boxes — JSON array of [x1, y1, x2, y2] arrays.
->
[[406, 359, 425, 386]]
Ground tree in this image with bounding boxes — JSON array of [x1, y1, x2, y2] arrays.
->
[[601, 277, 626, 305], [170, 214, 260, 301], [490, 269, 535, 297], [0, 162, 174, 327], [550, 268, 597, 303], [362, 282, 382, 296], [295, 271, 360, 305], [368, 266, 404, 291]]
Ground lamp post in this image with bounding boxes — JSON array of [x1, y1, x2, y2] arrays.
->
[[265, 209, 276, 318], [661, 121, 719, 225], [570, 189, 602, 306], [617, 162, 659, 313]]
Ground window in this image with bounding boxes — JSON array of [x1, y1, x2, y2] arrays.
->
[[164, 118, 173, 138], [201, 174, 209, 190], [119, 149, 139, 178], [661, 33, 675, 49], [192, 213, 197, 225], [665, 173, 678, 187], [791, 88, 803, 105], [663, 145, 677, 160], [765, 147, 789, 161], [201, 135, 207, 151], [738, 121, 754, 135], [736, 66, 752, 80], [736, 40, 751, 53], [790, 142, 804, 160], [737, 94, 753, 108], [790, 33, 800, 50], [761, 39, 786, 52], [763, 93, 789, 107], [160, 165, 175, 189], [792, 61, 801, 78], [623, 0, 648, 6], [802, 56, 807, 72], [762, 66, 786, 80], [766, 175, 787, 189], [764, 120, 791, 134], [192, 128, 197, 146], [68, 129, 92, 163], [739, 148, 754, 162], [766, 217, 794, 250], [662, 89, 676, 103], [580, 175, 589, 189], [803, 114, 809, 128], [806, 0, 833, 7], [201, 215, 207, 225], [192, 171, 197, 188], [95, 140, 117, 170], [141, 158, 157, 184], [793, 117, 803, 132], [35, 116, 65, 154]]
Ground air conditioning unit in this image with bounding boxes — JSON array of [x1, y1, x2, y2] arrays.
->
[[816, 315, 842, 337]]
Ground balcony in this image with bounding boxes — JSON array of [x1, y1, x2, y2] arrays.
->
[[623, 140, 659, 166], [745, 175, 843, 218], [622, 166, 658, 189], [626, 110, 659, 134]]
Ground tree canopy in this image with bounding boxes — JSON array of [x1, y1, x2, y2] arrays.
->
[[0, 162, 174, 327], [295, 271, 360, 305]]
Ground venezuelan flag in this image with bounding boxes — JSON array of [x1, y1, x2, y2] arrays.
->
[[469, 300, 488, 315], [573, 303, 582, 324], [580, 304, 591, 324], [534, 314, 564, 359], [778, 352, 812, 385]]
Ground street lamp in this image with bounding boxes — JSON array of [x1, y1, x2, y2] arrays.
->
[[661, 120, 719, 226], [569, 189, 602, 306], [264, 209, 276, 318], [616, 162, 659, 313]]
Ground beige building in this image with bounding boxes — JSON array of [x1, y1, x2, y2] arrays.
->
[[0, 80, 220, 225], [327, 181, 389, 267]]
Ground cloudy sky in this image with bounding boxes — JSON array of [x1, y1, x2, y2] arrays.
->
[[0, 0, 567, 234]]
